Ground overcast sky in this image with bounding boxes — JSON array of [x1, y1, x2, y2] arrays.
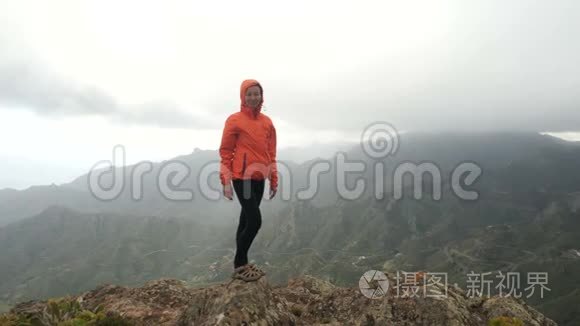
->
[[1, 0, 579, 189]]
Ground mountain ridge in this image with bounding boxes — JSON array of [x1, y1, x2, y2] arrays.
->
[[2, 274, 557, 325]]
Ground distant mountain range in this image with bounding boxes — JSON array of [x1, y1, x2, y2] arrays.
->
[[0, 141, 354, 228], [1, 131, 579, 324]]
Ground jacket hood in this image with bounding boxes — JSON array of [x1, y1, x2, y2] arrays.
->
[[240, 79, 263, 117]]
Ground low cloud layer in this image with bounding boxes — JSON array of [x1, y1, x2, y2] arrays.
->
[[0, 62, 216, 129]]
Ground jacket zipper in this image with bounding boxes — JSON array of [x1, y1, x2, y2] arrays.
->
[[242, 153, 247, 176]]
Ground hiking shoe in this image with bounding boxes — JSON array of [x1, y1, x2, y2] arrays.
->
[[248, 263, 266, 276], [232, 264, 262, 282]]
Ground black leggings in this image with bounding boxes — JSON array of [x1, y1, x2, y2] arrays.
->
[[232, 179, 265, 268]]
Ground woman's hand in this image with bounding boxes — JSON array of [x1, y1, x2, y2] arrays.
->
[[269, 188, 277, 200], [223, 184, 233, 200]]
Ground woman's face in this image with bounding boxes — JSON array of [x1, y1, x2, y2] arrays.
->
[[245, 85, 262, 109]]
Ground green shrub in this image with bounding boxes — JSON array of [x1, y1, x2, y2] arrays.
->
[[0, 296, 132, 326], [488, 316, 524, 326], [0, 313, 30, 326]]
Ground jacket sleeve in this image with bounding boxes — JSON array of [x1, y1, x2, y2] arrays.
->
[[219, 116, 237, 185], [268, 123, 278, 190]]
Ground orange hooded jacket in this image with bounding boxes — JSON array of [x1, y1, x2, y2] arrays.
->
[[219, 79, 278, 190]]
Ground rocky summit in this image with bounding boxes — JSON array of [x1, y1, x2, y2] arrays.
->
[[2, 273, 556, 326]]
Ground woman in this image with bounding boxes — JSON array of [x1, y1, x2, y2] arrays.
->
[[219, 79, 278, 282]]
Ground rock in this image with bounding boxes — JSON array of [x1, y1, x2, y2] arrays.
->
[[4, 274, 556, 326], [178, 277, 296, 325], [77, 278, 197, 325], [481, 297, 556, 326]]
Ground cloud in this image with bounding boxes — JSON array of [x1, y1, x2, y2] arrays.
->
[[265, 62, 580, 133], [0, 63, 117, 115], [1, 0, 580, 134], [0, 61, 217, 129], [114, 101, 217, 129], [204, 1, 580, 133]]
